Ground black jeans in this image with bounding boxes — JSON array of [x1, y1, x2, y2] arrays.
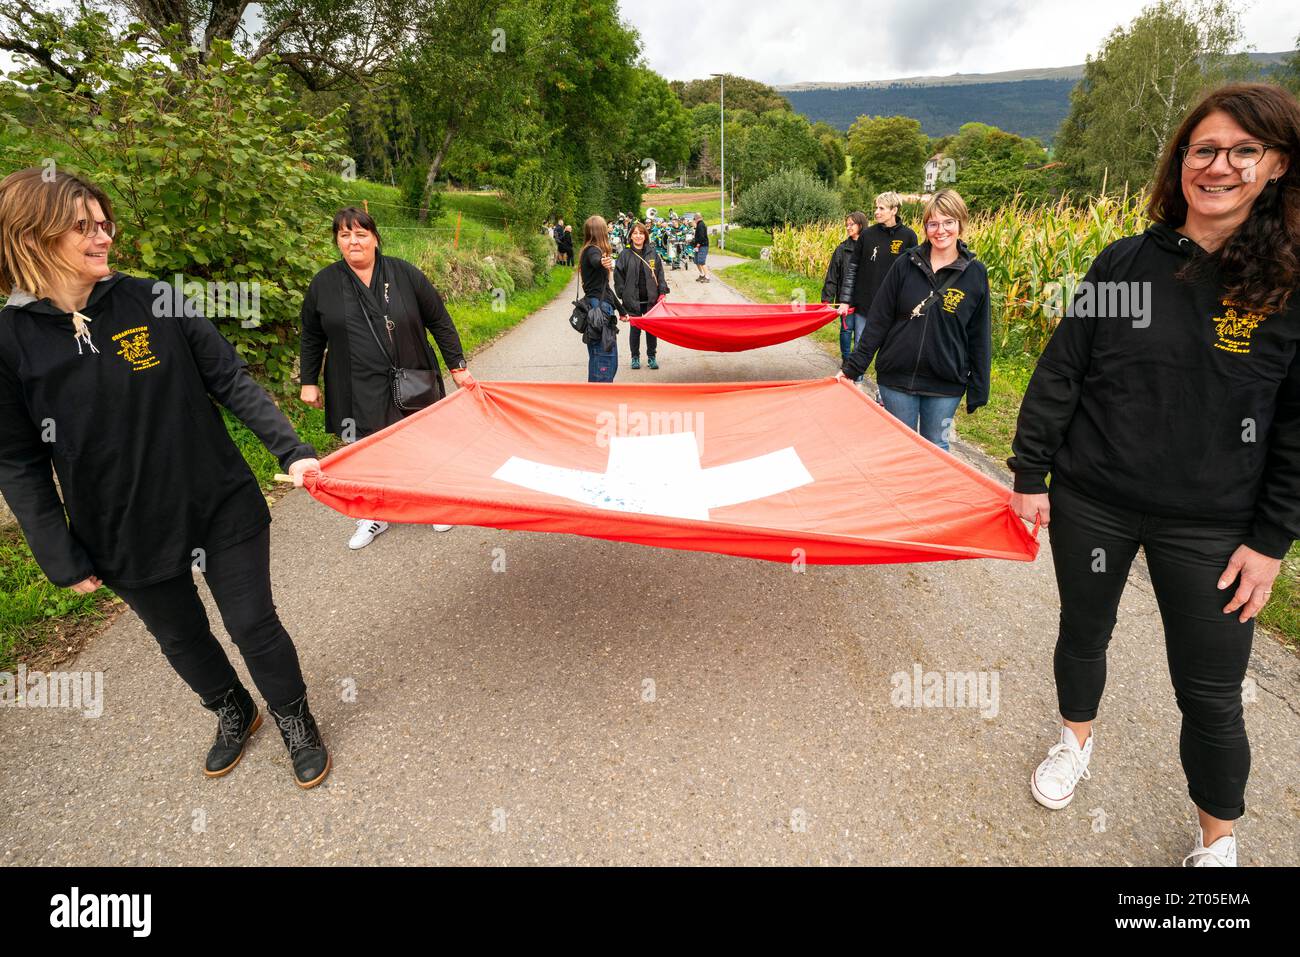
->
[[107, 526, 307, 711], [1048, 481, 1254, 820], [629, 324, 656, 359]]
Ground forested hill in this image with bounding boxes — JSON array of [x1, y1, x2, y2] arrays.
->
[[780, 78, 1076, 142], [780, 51, 1294, 143]]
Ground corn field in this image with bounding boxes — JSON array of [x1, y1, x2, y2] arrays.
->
[[771, 193, 1151, 355]]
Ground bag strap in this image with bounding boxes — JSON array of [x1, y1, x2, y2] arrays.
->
[[345, 268, 397, 370], [910, 263, 965, 318]]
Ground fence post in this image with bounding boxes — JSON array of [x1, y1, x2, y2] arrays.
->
[[362, 199, 368, 214], [454, 211, 462, 249]]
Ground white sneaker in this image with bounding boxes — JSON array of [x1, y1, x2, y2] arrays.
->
[[348, 519, 389, 550], [432, 524, 453, 532], [1183, 828, 1237, 867], [1031, 725, 1093, 810]]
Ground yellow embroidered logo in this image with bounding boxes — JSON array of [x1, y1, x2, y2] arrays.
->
[[890, 240, 903, 254], [112, 326, 161, 371], [941, 289, 966, 314], [1212, 300, 1267, 355]]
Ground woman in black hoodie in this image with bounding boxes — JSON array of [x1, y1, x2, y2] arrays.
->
[[0, 168, 330, 788], [615, 220, 667, 370], [1009, 84, 1300, 866], [840, 189, 991, 451]]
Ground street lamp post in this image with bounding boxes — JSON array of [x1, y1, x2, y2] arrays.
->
[[710, 72, 725, 250]]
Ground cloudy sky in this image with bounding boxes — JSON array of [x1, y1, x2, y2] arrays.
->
[[619, 0, 1300, 85]]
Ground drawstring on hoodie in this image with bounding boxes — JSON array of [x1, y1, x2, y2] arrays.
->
[[71, 311, 99, 355]]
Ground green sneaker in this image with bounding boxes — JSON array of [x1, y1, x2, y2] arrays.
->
[[630, 357, 641, 369], [647, 357, 659, 370]]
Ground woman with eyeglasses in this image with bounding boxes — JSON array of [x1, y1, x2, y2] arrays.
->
[[1009, 83, 1300, 866], [0, 168, 331, 789], [839, 188, 991, 451]]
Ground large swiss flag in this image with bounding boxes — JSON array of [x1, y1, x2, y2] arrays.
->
[[303, 378, 1039, 565]]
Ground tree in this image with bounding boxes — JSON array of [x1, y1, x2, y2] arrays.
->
[[671, 74, 791, 114], [399, 0, 539, 220], [621, 68, 692, 184], [0, 0, 414, 88], [1280, 33, 1300, 95], [845, 114, 930, 194], [1056, 0, 1251, 193]]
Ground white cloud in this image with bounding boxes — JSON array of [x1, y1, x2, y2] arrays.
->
[[622, 0, 1300, 85]]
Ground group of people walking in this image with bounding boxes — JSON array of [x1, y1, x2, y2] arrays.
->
[[0, 81, 1296, 866]]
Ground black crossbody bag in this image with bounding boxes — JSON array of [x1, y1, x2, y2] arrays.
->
[[350, 273, 439, 412]]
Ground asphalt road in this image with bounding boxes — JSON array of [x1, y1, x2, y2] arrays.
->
[[2, 254, 1297, 865]]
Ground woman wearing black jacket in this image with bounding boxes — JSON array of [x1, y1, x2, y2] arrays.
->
[[821, 210, 867, 367], [0, 168, 329, 788], [840, 189, 991, 451], [615, 221, 667, 370], [854, 191, 919, 314], [1010, 84, 1299, 866], [300, 207, 472, 550]]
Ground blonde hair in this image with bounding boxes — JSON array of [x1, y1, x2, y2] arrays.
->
[[0, 168, 115, 298], [875, 191, 902, 211], [580, 215, 611, 259], [921, 188, 969, 236]]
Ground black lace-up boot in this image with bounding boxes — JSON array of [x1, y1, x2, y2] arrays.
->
[[269, 694, 331, 789], [199, 682, 261, 777]]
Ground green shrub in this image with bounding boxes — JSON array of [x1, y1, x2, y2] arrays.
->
[[1, 31, 349, 390], [735, 168, 842, 229]]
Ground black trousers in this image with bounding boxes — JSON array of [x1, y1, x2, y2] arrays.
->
[[629, 324, 657, 359], [1047, 481, 1254, 820], [107, 526, 307, 711]]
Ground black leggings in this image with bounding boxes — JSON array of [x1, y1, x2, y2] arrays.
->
[[629, 324, 657, 359], [1048, 481, 1254, 820], [106, 526, 307, 710]]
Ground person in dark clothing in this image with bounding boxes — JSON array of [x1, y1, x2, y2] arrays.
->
[[821, 210, 868, 367], [577, 215, 623, 382], [0, 168, 329, 788], [300, 207, 472, 549], [558, 224, 574, 266], [1009, 84, 1299, 867], [840, 189, 991, 451], [692, 213, 711, 282], [614, 221, 667, 370], [853, 191, 919, 317]]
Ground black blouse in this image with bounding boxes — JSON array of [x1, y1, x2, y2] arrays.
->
[[300, 255, 465, 439]]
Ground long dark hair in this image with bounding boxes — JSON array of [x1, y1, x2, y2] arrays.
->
[[1148, 83, 1300, 314]]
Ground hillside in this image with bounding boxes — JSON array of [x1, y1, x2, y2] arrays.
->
[[779, 51, 1294, 142]]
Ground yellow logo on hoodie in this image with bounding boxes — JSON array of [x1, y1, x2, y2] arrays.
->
[[1212, 301, 1267, 355], [941, 289, 966, 314], [113, 326, 161, 371], [890, 240, 904, 254]]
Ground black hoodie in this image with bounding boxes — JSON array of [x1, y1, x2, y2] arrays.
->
[[842, 239, 992, 412], [0, 274, 315, 588], [1008, 223, 1300, 559], [853, 220, 919, 311]]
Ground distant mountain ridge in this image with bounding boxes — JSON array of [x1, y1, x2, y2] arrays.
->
[[778, 52, 1292, 142]]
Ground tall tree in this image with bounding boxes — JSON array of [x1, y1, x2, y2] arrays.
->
[[845, 114, 930, 195], [1056, 0, 1250, 193], [671, 75, 792, 113]]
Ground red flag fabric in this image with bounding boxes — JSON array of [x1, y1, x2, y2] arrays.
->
[[303, 378, 1039, 565], [630, 300, 838, 352]]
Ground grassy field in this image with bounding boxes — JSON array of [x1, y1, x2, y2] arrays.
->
[[718, 227, 773, 259], [717, 258, 1299, 649]]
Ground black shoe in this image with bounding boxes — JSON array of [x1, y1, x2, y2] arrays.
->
[[269, 694, 331, 789], [200, 682, 261, 778]]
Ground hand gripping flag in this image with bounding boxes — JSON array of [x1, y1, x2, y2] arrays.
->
[[629, 301, 838, 352], [302, 379, 1039, 565]]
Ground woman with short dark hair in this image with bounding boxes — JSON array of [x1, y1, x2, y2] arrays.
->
[[300, 206, 473, 549], [0, 168, 330, 788], [1010, 83, 1300, 866]]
